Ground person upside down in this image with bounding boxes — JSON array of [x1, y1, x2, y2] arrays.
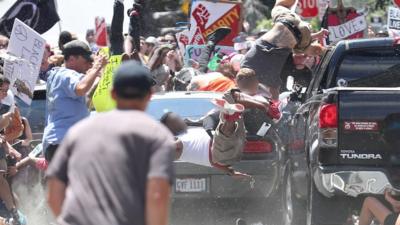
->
[[161, 68, 280, 178]]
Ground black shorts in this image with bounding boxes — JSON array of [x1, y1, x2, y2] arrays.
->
[[384, 213, 399, 225], [241, 39, 292, 88]]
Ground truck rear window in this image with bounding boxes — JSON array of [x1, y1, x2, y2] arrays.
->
[[336, 48, 400, 87]]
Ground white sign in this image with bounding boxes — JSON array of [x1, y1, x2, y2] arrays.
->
[[328, 15, 367, 42], [388, 6, 400, 37], [184, 45, 234, 65], [3, 19, 45, 105]]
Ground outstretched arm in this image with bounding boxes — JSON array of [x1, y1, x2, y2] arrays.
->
[[231, 91, 269, 112]]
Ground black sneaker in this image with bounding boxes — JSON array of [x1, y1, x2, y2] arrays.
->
[[206, 27, 232, 45]]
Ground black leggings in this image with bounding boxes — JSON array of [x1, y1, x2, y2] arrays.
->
[[109, 0, 124, 55], [197, 43, 216, 73]]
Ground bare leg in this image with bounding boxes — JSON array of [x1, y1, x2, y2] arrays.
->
[[0, 173, 15, 210], [16, 156, 35, 170], [359, 197, 392, 225]]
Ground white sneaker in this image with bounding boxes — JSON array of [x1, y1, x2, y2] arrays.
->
[[211, 98, 244, 115]]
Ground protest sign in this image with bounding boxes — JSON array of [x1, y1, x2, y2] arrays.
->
[[184, 45, 234, 65], [388, 6, 400, 37], [297, 0, 318, 18], [189, 0, 242, 47], [394, 0, 400, 8], [328, 14, 367, 42], [92, 49, 121, 112], [3, 18, 45, 105], [95, 16, 108, 47], [176, 29, 190, 56]]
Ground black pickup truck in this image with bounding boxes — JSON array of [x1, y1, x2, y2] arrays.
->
[[282, 38, 400, 225]]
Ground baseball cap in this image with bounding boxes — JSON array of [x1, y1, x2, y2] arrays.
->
[[113, 61, 156, 99], [145, 36, 158, 44], [62, 40, 93, 62]]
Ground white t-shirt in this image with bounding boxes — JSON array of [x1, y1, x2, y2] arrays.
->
[[178, 127, 212, 167]]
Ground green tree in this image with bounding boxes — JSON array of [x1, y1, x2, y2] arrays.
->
[[243, 0, 270, 31]]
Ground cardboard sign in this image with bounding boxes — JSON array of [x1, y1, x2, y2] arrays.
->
[[92, 49, 121, 112], [184, 45, 234, 65], [388, 7, 400, 37], [3, 19, 45, 105], [328, 13, 367, 42], [297, 0, 318, 18], [189, 1, 242, 46]]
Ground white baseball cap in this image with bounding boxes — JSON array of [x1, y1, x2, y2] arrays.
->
[[145, 36, 158, 45]]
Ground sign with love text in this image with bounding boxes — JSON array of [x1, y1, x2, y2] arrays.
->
[[328, 14, 367, 42]]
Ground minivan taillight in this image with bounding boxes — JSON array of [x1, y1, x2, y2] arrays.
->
[[244, 141, 273, 153], [319, 104, 338, 128]]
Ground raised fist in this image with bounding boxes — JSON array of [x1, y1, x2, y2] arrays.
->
[[192, 4, 210, 29]]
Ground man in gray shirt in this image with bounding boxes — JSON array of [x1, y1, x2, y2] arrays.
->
[[46, 61, 175, 225]]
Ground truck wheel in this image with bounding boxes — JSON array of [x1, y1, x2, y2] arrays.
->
[[307, 179, 350, 225], [282, 162, 306, 225]]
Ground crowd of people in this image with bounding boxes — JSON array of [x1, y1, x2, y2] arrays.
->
[[0, 0, 397, 225]]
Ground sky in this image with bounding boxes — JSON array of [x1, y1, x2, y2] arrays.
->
[[0, 0, 131, 46]]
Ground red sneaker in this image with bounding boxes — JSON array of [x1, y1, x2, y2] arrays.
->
[[268, 100, 282, 120]]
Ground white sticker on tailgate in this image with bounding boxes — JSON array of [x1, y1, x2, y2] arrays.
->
[[175, 178, 207, 193], [344, 121, 379, 131]]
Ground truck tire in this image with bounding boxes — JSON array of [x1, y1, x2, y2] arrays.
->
[[307, 178, 350, 225], [282, 161, 306, 225]]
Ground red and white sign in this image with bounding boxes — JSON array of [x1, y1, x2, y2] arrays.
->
[[189, 1, 242, 46], [394, 0, 400, 8], [344, 122, 379, 131], [95, 17, 108, 47], [297, 0, 318, 18], [326, 9, 366, 42], [176, 29, 190, 55]]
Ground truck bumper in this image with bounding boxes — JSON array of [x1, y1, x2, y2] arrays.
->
[[316, 167, 394, 197]]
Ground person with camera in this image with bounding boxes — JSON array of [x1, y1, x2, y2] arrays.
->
[[359, 190, 400, 225]]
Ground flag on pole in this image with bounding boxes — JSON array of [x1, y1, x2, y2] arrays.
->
[[0, 0, 60, 37]]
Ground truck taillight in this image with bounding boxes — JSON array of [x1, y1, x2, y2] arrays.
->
[[244, 141, 273, 153], [319, 104, 338, 128]]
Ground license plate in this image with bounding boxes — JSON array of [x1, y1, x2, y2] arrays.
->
[[175, 178, 207, 193]]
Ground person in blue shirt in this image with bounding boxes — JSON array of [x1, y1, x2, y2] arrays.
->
[[42, 40, 108, 162]]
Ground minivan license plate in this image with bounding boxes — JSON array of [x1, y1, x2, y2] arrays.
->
[[175, 178, 207, 193]]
